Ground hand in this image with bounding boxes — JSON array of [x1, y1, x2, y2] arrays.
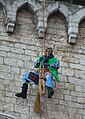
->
[[34, 61, 40, 68]]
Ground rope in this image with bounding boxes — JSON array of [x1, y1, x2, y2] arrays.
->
[[42, 0, 45, 55], [34, 0, 46, 113]]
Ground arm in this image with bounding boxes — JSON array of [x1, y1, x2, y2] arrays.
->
[[50, 60, 60, 69], [43, 60, 60, 69], [34, 57, 43, 68]]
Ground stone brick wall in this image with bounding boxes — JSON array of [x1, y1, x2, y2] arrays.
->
[[0, 1, 85, 119]]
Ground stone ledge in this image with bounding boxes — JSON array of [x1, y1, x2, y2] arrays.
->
[[6, 21, 15, 33], [37, 20, 47, 38], [68, 26, 78, 44], [68, 34, 77, 44]]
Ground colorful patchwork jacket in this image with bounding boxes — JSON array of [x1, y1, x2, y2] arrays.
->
[[34, 55, 60, 83]]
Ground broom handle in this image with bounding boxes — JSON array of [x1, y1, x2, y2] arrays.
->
[[39, 62, 46, 95]]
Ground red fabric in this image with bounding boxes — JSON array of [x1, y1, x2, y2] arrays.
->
[[44, 68, 52, 74]]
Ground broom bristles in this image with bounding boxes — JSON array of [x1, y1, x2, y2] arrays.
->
[[34, 91, 41, 113]]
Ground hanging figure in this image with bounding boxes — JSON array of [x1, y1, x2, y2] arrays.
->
[[15, 47, 61, 99]]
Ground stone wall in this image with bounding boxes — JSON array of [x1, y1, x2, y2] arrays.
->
[[0, 0, 85, 119]]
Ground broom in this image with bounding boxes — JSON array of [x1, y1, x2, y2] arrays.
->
[[33, 87, 41, 113]]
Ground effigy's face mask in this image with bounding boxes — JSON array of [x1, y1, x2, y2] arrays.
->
[[46, 49, 51, 56]]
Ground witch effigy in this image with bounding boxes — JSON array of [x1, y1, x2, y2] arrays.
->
[[15, 47, 61, 99]]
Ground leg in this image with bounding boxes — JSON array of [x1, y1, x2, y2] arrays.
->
[[15, 83, 28, 99], [45, 72, 54, 98], [15, 71, 31, 99], [47, 87, 54, 98], [15, 71, 39, 99]]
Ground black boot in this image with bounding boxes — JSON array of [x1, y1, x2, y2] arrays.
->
[[15, 83, 28, 99], [47, 87, 54, 98]]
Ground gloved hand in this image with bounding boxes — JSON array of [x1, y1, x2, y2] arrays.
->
[[43, 63, 50, 67], [34, 60, 40, 68], [34, 57, 43, 68]]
